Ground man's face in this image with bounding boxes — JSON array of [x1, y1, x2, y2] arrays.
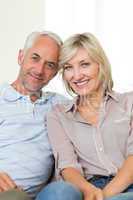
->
[[18, 36, 60, 95]]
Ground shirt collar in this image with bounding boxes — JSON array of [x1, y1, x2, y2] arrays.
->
[[64, 97, 78, 113], [0, 83, 23, 102], [105, 91, 119, 102], [64, 91, 119, 113], [0, 83, 55, 103]]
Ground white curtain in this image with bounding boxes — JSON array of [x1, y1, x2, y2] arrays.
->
[[44, 0, 133, 94], [0, 0, 133, 95]]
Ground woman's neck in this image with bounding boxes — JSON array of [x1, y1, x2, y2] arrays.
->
[[77, 89, 105, 125], [77, 89, 104, 110]]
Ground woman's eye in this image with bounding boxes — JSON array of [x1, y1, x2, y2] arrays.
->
[[64, 65, 72, 71], [81, 62, 90, 67]]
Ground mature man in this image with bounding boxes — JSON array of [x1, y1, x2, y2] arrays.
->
[[0, 31, 82, 200], [0, 31, 63, 200]]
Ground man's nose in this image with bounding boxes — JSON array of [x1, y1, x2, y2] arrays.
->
[[35, 62, 44, 74]]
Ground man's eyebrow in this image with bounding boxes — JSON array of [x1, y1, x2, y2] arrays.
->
[[32, 53, 40, 57], [47, 61, 56, 64]]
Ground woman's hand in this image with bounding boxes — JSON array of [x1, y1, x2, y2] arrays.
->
[[84, 187, 104, 200], [62, 167, 104, 200]]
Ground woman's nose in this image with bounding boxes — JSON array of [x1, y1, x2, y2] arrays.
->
[[73, 68, 83, 80]]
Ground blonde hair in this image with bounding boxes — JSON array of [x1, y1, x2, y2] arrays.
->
[[59, 32, 113, 95]]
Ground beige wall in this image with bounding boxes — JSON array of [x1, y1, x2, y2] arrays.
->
[[0, 0, 44, 84]]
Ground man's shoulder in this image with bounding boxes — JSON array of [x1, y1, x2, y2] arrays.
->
[[0, 82, 9, 91], [0, 83, 10, 98]]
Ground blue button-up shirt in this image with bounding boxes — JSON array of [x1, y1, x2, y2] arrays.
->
[[0, 83, 66, 198]]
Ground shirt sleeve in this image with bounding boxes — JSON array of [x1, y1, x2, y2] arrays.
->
[[126, 118, 133, 156], [126, 93, 133, 156], [46, 106, 83, 180]]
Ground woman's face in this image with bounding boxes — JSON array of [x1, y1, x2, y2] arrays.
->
[[63, 48, 100, 96]]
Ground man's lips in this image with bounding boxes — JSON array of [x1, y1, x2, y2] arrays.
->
[[29, 73, 43, 81]]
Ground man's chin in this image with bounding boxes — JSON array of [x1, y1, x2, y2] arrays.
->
[[24, 85, 42, 94]]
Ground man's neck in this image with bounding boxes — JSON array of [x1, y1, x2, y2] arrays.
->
[[11, 81, 42, 102]]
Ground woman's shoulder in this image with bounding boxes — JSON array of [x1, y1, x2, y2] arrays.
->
[[111, 90, 133, 101], [119, 91, 133, 102], [47, 99, 74, 117], [112, 91, 133, 111]]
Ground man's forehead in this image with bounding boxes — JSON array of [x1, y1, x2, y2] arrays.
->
[[34, 35, 58, 46], [23, 36, 59, 59]]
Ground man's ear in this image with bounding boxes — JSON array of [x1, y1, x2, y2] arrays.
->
[[18, 49, 25, 65], [54, 70, 58, 77]]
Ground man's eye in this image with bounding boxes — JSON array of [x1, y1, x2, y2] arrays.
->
[[46, 62, 57, 69], [32, 56, 39, 61]]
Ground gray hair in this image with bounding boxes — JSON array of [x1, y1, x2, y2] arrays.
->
[[59, 32, 113, 95], [23, 31, 62, 53]]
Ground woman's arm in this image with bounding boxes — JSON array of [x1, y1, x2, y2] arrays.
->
[[62, 167, 103, 200], [103, 155, 133, 198], [47, 106, 103, 200]]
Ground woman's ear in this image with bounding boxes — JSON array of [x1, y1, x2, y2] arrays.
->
[[18, 49, 24, 65]]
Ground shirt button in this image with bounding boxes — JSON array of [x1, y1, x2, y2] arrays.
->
[[99, 147, 103, 151]]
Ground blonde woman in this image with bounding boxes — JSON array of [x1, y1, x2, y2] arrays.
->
[[47, 33, 133, 200]]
